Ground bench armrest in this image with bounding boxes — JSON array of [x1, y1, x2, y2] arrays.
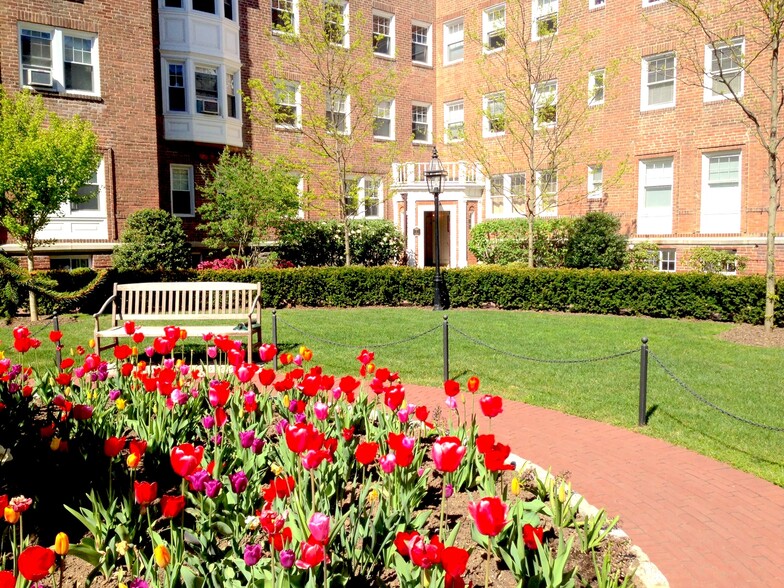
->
[[93, 294, 117, 333], [248, 293, 262, 320]]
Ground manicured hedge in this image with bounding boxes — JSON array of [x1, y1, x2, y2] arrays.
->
[[14, 266, 784, 326]]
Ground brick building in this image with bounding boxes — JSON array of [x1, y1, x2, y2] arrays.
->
[[0, 0, 782, 273]]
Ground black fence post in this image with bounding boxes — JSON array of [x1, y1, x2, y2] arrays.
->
[[639, 337, 649, 426], [272, 310, 278, 371], [53, 314, 62, 369], [443, 315, 449, 382]]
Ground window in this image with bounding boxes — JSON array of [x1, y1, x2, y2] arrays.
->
[[412, 22, 431, 65], [412, 103, 431, 143], [363, 177, 381, 217], [20, 26, 99, 95], [272, 0, 296, 32], [275, 80, 300, 128], [224, 0, 235, 20], [483, 92, 505, 136], [226, 72, 238, 118], [444, 100, 464, 142], [167, 62, 186, 111], [510, 174, 526, 213], [51, 256, 91, 271], [374, 99, 394, 139], [638, 157, 673, 234], [345, 177, 381, 217], [372, 11, 394, 57], [193, 0, 216, 14], [444, 19, 464, 64], [701, 151, 741, 233], [195, 66, 219, 115], [536, 170, 557, 216], [490, 175, 505, 215], [72, 170, 100, 212], [488, 174, 527, 217], [484, 5, 506, 51], [327, 90, 349, 133], [705, 38, 744, 100], [325, 0, 349, 46], [170, 165, 195, 217], [165, 0, 183, 6], [590, 0, 605, 8], [658, 249, 676, 272], [533, 0, 558, 39], [642, 53, 675, 110], [588, 165, 603, 199], [589, 69, 605, 105], [535, 80, 557, 126]]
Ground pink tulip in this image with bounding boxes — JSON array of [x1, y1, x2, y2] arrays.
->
[[314, 401, 329, 420], [308, 512, 330, 544]]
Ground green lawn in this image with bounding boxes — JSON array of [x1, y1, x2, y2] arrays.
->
[[3, 308, 783, 487]]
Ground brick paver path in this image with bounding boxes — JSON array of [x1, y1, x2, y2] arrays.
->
[[404, 385, 784, 587]]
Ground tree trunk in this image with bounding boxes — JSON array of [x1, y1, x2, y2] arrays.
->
[[344, 221, 351, 266], [27, 254, 38, 322], [765, 34, 780, 332], [527, 213, 535, 268]]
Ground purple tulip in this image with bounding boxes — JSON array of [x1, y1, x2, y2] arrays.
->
[[243, 543, 263, 566], [202, 415, 216, 430], [445, 483, 454, 499], [239, 430, 256, 449], [204, 479, 222, 498], [188, 470, 210, 493], [251, 438, 265, 454], [275, 419, 289, 435], [109, 389, 121, 401], [229, 470, 248, 494], [279, 549, 295, 568]]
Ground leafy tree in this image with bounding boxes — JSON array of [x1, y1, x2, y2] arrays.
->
[[666, 0, 782, 329], [198, 150, 301, 265], [684, 246, 748, 274], [626, 241, 660, 271], [112, 209, 191, 272], [0, 88, 99, 320], [468, 217, 576, 266], [246, 1, 400, 265], [564, 212, 628, 270]]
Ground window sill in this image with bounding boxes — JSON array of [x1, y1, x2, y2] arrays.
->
[[374, 136, 395, 142], [588, 100, 605, 107], [374, 53, 396, 61], [483, 46, 505, 55], [412, 61, 433, 69], [589, 4, 606, 11], [443, 59, 464, 67], [25, 87, 103, 103], [275, 125, 302, 132], [640, 103, 676, 113], [704, 94, 743, 104], [483, 132, 506, 139], [412, 140, 433, 146], [174, 213, 196, 219]]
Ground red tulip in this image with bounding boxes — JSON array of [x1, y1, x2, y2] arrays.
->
[[129, 439, 147, 457], [0, 495, 7, 512], [134, 481, 158, 506], [49, 330, 63, 343], [153, 336, 174, 355], [432, 436, 466, 473], [0, 570, 16, 588], [384, 385, 405, 410], [523, 524, 545, 550], [164, 325, 180, 341], [285, 423, 321, 454], [356, 349, 374, 365], [467, 376, 480, 393], [72, 404, 94, 420], [259, 343, 278, 363], [394, 530, 418, 557], [132, 332, 145, 344], [442, 545, 469, 580], [479, 394, 503, 418], [60, 358, 74, 370], [468, 496, 509, 537], [406, 534, 443, 569], [208, 380, 231, 407], [104, 436, 126, 458], [295, 536, 325, 569], [259, 368, 276, 386], [444, 380, 460, 397], [160, 494, 186, 518], [477, 434, 514, 471], [341, 426, 355, 441], [170, 443, 205, 477], [114, 345, 133, 360], [262, 476, 296, 502], [339, 376, 360, 394], [17, 545, 55, 581], [354, 442, 379, 465], [269, 526, 293, 551], [54, 373, 71, 386], [120, 362, 134, 377], [124, 321, 136, 335]]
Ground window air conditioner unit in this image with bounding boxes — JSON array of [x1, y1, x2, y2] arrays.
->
[[201, 99, 219, 114], [25, 68, 53, 87]]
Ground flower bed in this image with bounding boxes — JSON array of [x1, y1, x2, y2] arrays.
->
[[0, 325, 638, 587]]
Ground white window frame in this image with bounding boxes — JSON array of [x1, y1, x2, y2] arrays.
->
[[55, 159, 106, 218], [374, 99, 395, 140], [637, 157, 674, 235], [411, 102, 432, 144], [588, 165, 603, 199], [532, 0, 558, 41], [326, 90, 350, 134], [589, 0, 605, 9], [443, 18, 464, 65], [372, 10, 395, 58], [534, 80, 557, 127], [295, 175, 306, 218], [658, 249, 676, 272], [165, 60, 187, 113], [170, 164, 196, 217], [275, 80, 301, 129], [483, 92, 506, 137], [642, 0, 666, 6], [444, 100, 464, 143], [411, 21, 431, 66], [487, 173, 527, 218], [50, 255, 92, 271], [700, 150, 741, 234], [536, 170, 558, 216], [641, 52, 676, 111], [195, 65, 221, 115], [483, 4, 506, 52], [272, 0, 299, 34], [359, 177, 382, 218], [704, 38, 744, 102], [18, 23, 101, 97], [325, 0, 349, 48], [589, 68, 605, 106]]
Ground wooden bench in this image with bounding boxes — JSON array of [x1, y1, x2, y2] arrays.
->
[[93, 282, 262, 362]]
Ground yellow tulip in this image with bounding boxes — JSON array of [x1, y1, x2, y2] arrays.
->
[[154, 544, 171, 568], [132, 346, 138, 356], [64, 386, 72, 397], [366, 489, 380, 504], [558, 482, 567, 503], [0, 351, 4, 360], [50, 437, 61, 451], [271, 463, 283, 477], [89, 338, 96, 349], [126, 453, 140, 469], [511, 477, 521, 496], [54, 532, 70, 555], [4, 506, 19, 524], [116, 540, 129, 556], [283, 394, 290, 406], [116, 398, 126, 411]]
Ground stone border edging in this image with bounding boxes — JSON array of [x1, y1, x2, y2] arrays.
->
[[509, 453, 669, 588]]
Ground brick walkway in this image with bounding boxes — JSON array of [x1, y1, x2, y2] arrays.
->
[[404, 385, 784, 588]]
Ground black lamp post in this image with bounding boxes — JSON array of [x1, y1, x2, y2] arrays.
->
[[424, 146, 448, 311]]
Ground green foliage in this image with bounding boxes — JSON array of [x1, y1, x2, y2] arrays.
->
[[468, 217, 576, 266], [625, 241, 659, 271], [0, 252, 59, 317], [0, 88, 100, 257], [564, 212, 628, 270], [277, 219, 404, 267], [684, 246, 748, 274], [197, 150, 301, 265], [112, 209, 192, 272]]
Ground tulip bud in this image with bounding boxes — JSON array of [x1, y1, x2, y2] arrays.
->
[[89, 338, 96, 349], [50, 437, 61, 451], [126, 453, 140, 469], [271, 463, 283, 476], [4, 506, 19, 524], [54, 532, 70, 555], [558, 482, 567, 503], [154, 544, 171, 568], [511, 477, 521, 496]]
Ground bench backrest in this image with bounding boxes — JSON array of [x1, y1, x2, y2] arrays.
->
[[115, 282, 261, 321]]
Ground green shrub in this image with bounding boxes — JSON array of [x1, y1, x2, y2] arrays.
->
[[683, 246, 748, 274], [468, 217, 576, 266], [626, 241, 660, 271], [112, 209, 192, 272], [564, 212, 628, 270], [276, 219, 404, 267]]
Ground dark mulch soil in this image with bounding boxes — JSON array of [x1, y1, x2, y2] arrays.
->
[[717, 323, 784, 347]]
